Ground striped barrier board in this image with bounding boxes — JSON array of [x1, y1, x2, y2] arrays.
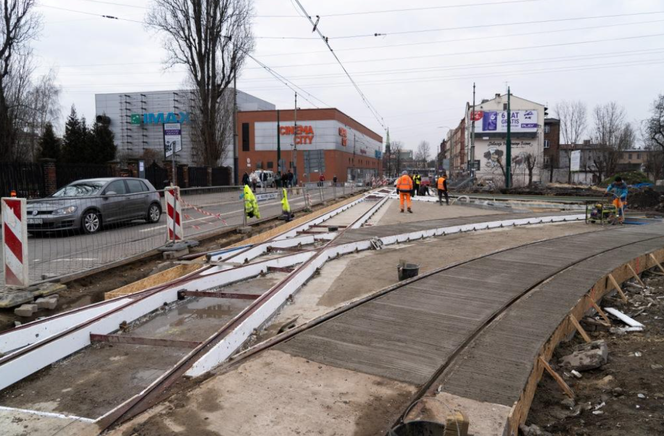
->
[[164, 187, 184, 242], [2, 198, 29, 287]]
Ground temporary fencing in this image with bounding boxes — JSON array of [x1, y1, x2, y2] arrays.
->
[[2, 198, 29, 287], [0, 183, 366, 286]]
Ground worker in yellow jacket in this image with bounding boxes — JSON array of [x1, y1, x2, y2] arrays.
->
[[281, 187, 293, 222], [396, 171, 413, 214], [243, 185, 260, 219]]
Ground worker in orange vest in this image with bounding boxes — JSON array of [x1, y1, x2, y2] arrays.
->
[[437, 173, 449, 206], [396, 170, 413, 213]]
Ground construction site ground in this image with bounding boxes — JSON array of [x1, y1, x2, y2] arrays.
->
[[5, 194, 663, 436], [0, 195, 360, 333], [109, 201, 610, 436], [527, 273, 664, 436]]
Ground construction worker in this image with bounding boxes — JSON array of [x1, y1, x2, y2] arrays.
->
[[605, 176, 628, 224], [243, 185, 260, 219], [437, 172, 449, 206], [281, 187, 293, 222], [396, 170, 413, 213], [412, 172, 421, 197]]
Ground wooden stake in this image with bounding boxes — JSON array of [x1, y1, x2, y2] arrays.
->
[[627, 264, 646, 288], [608, 274, 628, 303], [568, 315, 592, 343], [539, 357, 575, 399], [650, 253, 664, 274], [585, 295, 611, 326]]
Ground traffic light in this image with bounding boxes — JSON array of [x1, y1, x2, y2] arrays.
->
[[544, 106, 549, 117]]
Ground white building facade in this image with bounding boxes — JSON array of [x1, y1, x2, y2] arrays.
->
[[95, 90, 275, 167], [465, 93, 545, 187]]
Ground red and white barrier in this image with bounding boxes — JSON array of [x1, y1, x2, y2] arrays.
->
[[2, 198, 29, 287], [164, 187, 184, 242]]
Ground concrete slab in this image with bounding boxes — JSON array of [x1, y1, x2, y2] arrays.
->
[[110, 350, 418, 436], [0, 408, 98, 436], [371, 200, 503, 226]]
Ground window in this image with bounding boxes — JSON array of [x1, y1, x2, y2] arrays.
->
[[544, 125, 551, 134], [304, 150, 325, 173], [241, 123, 250, 151], [544, 140, 550, 149], [637, 153, 641, 159], [126, 179, 148, 193], [267, 161, 274, 169], [503, 103, 508, 110], [105, 180, 126, 195], [628, 153, 633, 160]]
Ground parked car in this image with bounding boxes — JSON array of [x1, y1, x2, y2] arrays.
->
[[26, 178, 162, 234], [250, 170, 276, 188]]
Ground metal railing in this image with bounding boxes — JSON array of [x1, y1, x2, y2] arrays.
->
[[1, 184, 365, 286]]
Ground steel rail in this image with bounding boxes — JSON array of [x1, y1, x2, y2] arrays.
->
[[97, 194, 391, 429]]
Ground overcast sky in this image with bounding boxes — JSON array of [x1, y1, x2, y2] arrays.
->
[[34, 0, 664, 152]]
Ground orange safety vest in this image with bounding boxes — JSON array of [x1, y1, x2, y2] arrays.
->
[[437, 176, 447, 191], [396, 175, 413, 192]]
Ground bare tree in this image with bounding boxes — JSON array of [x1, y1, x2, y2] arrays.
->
[[645, 94, 664, 150], [147, 0, 254, 167], [18, 68, 61, 161], [644, 145, 664, 181], [590, 102, 633, 181], [415, 140, 430, 164], [555, 100, 587, 183], [0, 0, 41, 161], [524, 153, 537, 187], [392, 140, 404, 174]]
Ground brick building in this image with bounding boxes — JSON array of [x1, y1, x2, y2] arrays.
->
[[237, 108, 383, 184], [447, 117, 466, 176], [542, 118, 561, 182]]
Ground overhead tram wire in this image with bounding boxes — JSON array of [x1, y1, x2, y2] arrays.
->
[[242, 52, 330, 108], [245, 32, 664, 70], [257, 18, 664, 58], [40, 4, 143, 23], [254, 0, 544, 18], [255, 10, 664, 40], [290, 0, 387, 131]]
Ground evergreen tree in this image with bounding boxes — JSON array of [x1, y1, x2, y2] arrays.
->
[[37, 122, 61, 161], [61, 106, 88, 163], [89, 120, 116, 163]]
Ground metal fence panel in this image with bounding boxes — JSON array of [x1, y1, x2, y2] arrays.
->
[[188, 167, 209, 187], [56, 163, 114, 188], [0, 162, 45, 198]]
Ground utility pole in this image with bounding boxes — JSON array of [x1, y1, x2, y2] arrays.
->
[[506, 86, 512, 189], [471, 82, 476, 177], [293, 92, 298, 186], [276, 109, 281, 176], [233, 71, 238, 186]]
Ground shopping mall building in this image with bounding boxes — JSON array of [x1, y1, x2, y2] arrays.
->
[[237, 108, 383, 184], [94, 89, 274, 166]]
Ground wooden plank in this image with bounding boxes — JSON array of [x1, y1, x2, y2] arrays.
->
[[105, 263, 203, 300], [608, 274, 628, 302], [568, 315, 592, 343], [90, 334, 201, 349], [179, 290, 261, 300], [627, 264, 646, 288], [267, 266, 295, 273], [650, 253, 664, 273], [585, 295, 611, 326], [539, 357, 575, 399]]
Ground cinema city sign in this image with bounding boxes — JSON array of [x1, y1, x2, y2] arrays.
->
[[131, 112, 191, 125]]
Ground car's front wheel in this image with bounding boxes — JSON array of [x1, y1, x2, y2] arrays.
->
[[147, 203, 161, 223], [81, 210, 101, 234]]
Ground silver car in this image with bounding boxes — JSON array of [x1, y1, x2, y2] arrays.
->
[[27, 178, 162, 234]]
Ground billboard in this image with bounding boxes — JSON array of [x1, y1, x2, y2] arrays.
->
[[570, 150, 581, 172], [472, 110, 539, 133], [163, 123, 182, 158]]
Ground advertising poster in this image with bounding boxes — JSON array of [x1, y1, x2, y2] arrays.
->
[[164, 123, 182, 158], [474, 110, 539, 133]]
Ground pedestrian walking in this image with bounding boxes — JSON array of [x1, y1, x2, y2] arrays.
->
[[250, 172, 258, 192], [242, 172, 249, 187], [319, 174, 325, 187], [333, 175, 338, 186], [437, 173, 449, 206], [396, 171, 413, 214]]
